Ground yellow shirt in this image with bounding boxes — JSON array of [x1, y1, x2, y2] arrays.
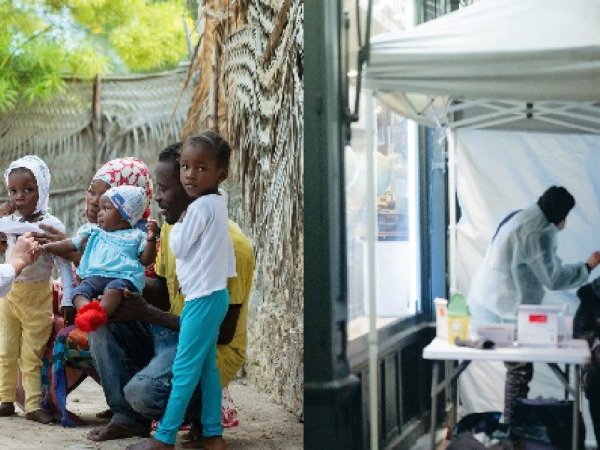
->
[[155, 220, 254, 385]]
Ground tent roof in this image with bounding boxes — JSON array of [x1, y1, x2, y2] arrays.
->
[[364, 0, 600, 132]]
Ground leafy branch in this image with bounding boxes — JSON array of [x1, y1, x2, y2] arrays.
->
[[0, 0, 195, 112]]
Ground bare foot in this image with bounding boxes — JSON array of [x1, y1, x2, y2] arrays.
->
[[181, 436, 226, 450], [25, 408, 53, 424], [87, 422, 143, 441], [126, 438, 174, 450]]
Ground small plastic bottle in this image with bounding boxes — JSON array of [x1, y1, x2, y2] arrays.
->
[[447, 292, 470, 345]]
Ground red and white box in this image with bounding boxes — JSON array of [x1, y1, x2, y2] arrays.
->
[[517, 305, 560, 347]]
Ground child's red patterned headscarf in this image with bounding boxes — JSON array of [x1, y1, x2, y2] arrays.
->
[[92, 157, 153, 220]]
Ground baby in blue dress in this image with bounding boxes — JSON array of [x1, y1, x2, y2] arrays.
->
[[43, 185, 157, 331]]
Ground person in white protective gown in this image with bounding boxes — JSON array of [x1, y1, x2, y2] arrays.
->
[[467, 186, 600, 424]]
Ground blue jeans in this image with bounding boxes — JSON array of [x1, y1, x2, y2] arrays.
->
[[123, 325, 202, 421], [88, 321, 154, 435], [70, 276, 136, 303], [154, 290, 229, 445]]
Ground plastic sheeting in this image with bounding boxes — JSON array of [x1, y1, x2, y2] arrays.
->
[[365, 0, 600, 102], [455, 129, 600, 443], [455, 129, 600, 306]]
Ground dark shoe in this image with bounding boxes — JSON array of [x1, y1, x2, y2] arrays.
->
[[0, 402, 14, 416], [26, 408, 53, 424]]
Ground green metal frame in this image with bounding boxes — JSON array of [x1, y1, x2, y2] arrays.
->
[[304, 1, 362, 448], [305, 1, 458, 448]]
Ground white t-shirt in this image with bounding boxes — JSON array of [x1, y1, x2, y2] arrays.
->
[[5, 213, 74, 303], [170, 192, 236, 301]]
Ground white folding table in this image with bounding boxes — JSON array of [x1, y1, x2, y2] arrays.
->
[[423, 338, 590, 450]]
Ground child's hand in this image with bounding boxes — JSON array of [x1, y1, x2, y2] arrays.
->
[[0, 201, 16, 217], [32, 223, 67, 245], [146, 220, 158, 241]]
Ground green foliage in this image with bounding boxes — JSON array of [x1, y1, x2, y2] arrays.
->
[[0, 1, 108, 111], [0, 0, 194, 112], [56, 0, 139, 32], [49, 0, 195, 72], [110, 2, 192, 71]]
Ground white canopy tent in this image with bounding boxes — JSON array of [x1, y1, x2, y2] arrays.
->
[[365, 0, 600, 134], [363, 0, 600, 443], [365, 0, 600, 292]]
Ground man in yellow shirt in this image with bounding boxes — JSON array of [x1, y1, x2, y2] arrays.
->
[[153, 220, 253, 386], [87, 143, 254, 445]]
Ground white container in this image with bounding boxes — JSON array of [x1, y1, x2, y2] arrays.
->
[[558, 307, 574, 344], [474, 324, 515, 346], [517, 305, 560, 347], [434, 298, 448, 341]]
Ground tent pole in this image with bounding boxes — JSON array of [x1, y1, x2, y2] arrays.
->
[[366, 92, 379, 450], [447, 129, 457, 294]]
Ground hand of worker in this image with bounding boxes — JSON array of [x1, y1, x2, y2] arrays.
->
[[9, 233, 38, 275], [587, 251, 600, 271]]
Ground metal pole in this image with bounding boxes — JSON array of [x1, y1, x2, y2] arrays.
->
[[573, 364, 580, 450], [430, 361, 440, 450], [366, 92, 379, 450], [447, 130, 457, 293]]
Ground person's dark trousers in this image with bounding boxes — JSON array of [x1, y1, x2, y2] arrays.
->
[[89, 321, 154, 436], [574, 281, 600, 447], [584, 365, 600, 447], [503, 361, 533, 424]]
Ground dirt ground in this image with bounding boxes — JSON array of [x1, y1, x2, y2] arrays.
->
[[0, 378, 303, 449]]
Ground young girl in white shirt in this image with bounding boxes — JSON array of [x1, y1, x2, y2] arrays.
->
[[128, 132, 235, 450], [0, 155, 74, 424]]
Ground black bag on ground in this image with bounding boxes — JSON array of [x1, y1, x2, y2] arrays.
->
[[510, 398, 585, 450], [448, 412, 512, 449]]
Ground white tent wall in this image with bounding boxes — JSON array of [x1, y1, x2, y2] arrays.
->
[[454, 128, 600, 445], [454, 129, 600, 309]]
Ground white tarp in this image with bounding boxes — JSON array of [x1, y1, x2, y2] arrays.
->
[[455, 129, 600, 303], [365, 0, 600, 102], [455, 128, 600, 443]]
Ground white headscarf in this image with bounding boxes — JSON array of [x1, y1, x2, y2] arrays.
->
[[4, 155, 51, 214]]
